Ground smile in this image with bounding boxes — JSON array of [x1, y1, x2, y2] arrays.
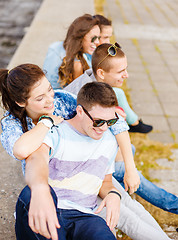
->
[[93, 128, 104, 135]]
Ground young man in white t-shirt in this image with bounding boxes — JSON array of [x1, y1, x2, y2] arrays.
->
[[15, 82, 121, 240]]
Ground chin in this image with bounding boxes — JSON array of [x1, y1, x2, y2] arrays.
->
[[93, 132, 104, 140], [115, 83, 123, 88], [89, 48, 96, 55]]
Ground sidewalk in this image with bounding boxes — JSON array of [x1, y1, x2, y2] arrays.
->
[[102, 0, 178, 144], [101, 1, 178, 239], [0, 0, 178, 239]]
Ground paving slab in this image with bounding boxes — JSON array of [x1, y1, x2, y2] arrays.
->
[[149, 150, 178, 195], [103, 3, 178, 238], [148, 132, 175, 143], [168, 118, 178, 132]]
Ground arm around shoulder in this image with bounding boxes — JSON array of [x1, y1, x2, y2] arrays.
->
[[13, 123, 50, 160]]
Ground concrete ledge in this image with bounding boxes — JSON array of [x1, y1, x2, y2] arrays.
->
[[8, 0, 95, 69]]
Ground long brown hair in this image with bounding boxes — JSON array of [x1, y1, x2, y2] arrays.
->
[[0, 64, 45, 132], [59, 14, 99, 87]]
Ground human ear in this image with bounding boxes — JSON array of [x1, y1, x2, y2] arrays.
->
[[76, 105, 83, 117], [15, 101, 26, 108], [96, 68, 105, 80]]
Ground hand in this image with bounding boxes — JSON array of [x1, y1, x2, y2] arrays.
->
[[95, 192, 120, 231], [115, 106, 126, 120], [28, 185, 60, 240], [124, 168, 140, 194], [50, 115, 64, 125]]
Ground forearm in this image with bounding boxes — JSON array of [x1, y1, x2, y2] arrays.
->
[[115, 131, 136, 171], [99, 174, 121, 199], [25, 144, 60, 239], [115, 132, 140, 193], [13, 123, 50, 160], [25, 144, 49, 190]]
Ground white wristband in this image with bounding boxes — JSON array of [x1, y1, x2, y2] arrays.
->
[[37, 118, 53, 129]]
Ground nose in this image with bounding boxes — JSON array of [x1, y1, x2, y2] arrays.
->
[[98, 122, 108, 132], [46, 93, 54, 103], [94, 38, 100, 46], [123, 70, 129, 78]]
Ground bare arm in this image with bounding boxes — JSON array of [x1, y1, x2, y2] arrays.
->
[[115, 131, 140, 194], [13, 115, 63, 160], [73, 61, 83, 80], [25, 144, 60, 240], [95, 174, 121, 231]]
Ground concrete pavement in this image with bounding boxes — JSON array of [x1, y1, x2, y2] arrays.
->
[[102, 1, 178, 238], [0, 0, 178, 239], [102, 0, 178, 144]]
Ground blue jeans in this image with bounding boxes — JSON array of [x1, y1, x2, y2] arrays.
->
[[113, 161, 178, 214], [15, 186, 116, 240]]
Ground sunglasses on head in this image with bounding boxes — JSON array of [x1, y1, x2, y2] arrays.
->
[[91, 35, 101, 43], [81, 105, 119, 127], [97, 42, 121, 66]]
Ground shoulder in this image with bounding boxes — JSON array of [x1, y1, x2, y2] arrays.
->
[[74, 60, 82, 69], [53, 90, 77, 119], [54, 89, 77, 101], [73, 61, 84, 79], [48, 41, 64, 52], [113, 87, 125, 95], [1, 113, 24, 158], [1, 112, 21, 129]]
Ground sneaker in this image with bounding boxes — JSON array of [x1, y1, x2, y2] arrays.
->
[[129, 119, 153, 133]]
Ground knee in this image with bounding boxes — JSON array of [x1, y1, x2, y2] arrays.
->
[[93, 228, 116, 240], [18, 185, 31, 206], [92, 218, 116, 240]]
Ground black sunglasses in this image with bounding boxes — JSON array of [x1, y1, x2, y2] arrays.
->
[[97, 42, 121, 66], [91, 35, 101, 43], [81, 105, 119, 127]]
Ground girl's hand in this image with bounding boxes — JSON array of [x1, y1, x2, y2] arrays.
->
[[115, 106, 126, 120], [49, 115, 64, 125]]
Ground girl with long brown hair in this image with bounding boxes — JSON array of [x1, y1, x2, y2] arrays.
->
[[43, 14, 100, 89]]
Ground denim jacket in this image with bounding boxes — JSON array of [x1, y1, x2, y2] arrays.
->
[[43, 41, 92, 89]]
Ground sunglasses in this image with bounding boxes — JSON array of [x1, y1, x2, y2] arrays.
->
[[91, 35, 101, 43], [97, 42, 121, 66], [81, 105, 119, 127]]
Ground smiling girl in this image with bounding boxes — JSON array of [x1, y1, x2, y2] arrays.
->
[[0, 64, 77, 173], [43, 14, 100, 89]]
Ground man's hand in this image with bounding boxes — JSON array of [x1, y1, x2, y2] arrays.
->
[[95, 192, 120, 231], [28, 184, 60, 240], [124, 167, 140, 194]]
